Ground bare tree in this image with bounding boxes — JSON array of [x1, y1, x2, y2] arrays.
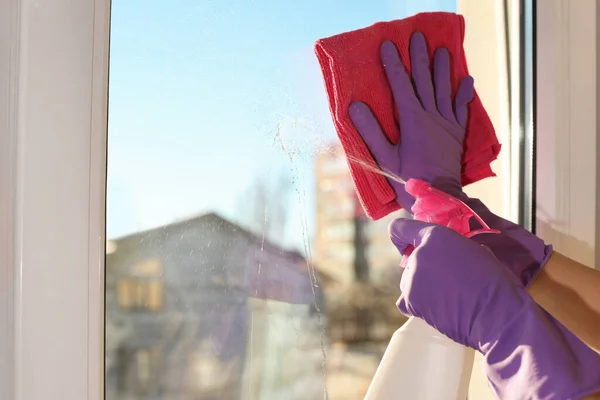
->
[[237, 170, 293, 244], [353, 212, 370, 283]]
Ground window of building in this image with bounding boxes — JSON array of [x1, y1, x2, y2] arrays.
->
[[133, 347, 162, 396], [320, 157, 348, 174], [116, 278, 163, 312], [323, 221, 354, 240], [324, 245, 355, 262]]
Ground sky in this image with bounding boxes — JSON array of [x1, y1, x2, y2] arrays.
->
[[106, 0, 456, 250]]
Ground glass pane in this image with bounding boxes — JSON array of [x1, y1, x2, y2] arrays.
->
[[105, 1, 456, 399]]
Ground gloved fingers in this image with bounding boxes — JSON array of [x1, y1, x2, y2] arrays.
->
[[454, 75, 474, 129], [380, 40, 420, 111], [396, 294, 413, 317], [397, 278, 419, 318], [433, 47, 456, 123], [349, 101, 400, 174], [409, 32, 437, 113], [388, 218, 435, 252]]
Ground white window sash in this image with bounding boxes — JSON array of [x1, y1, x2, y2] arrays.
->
[[536, 0, 600, 270], [0, 0, 111, 399], [0, 3, 18, 398]]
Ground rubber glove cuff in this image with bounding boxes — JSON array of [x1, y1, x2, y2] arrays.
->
[[478, 295, 600, 400], [433, 188, 553, 288]]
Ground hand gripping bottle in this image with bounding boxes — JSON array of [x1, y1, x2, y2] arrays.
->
[[364, 179, 499, 400]]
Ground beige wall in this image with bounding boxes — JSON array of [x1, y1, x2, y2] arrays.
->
[[459, 0, 511, 220]]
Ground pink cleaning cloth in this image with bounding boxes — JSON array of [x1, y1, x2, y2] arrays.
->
[[314, 12, 501, 220]]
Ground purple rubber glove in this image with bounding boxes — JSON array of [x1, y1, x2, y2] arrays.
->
[[348, 31, 551, 287], [349, 32, 474, 211], [460, 196, 553, 287], [390, 218, 600, 400]]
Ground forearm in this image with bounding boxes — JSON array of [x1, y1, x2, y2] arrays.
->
[[479, 292, 600, 400], [459, 193, 600, 351], [527, 251, 600, 352]]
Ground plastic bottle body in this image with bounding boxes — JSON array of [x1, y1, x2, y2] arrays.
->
[[364, 317, 475, 400]]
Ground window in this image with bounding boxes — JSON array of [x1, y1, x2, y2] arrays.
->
[[133, 347, 160, 395], [114, 347, 162, 397], [320, 155, 348, 175], [116, 278, 163, 312], [8, 0, 590, 399], [321, 197, 354, 217], [188, 346, 239, 394], [318, 177, 353, 193], [101, 1, 522, 399], [105, 3, 459, 398], [113, 258, 163, 311], [322, 221, 354, 240], [324, 244, 355, 262]]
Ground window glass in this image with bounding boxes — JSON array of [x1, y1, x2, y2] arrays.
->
[[105, 1, 455, 398]]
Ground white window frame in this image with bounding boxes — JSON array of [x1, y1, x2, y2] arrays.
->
[[0, 0, 110, 399], [0, 0, 596, 399], [535, 0, 600, 270]]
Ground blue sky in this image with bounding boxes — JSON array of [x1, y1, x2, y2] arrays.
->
[[106, 0, 455, 250]]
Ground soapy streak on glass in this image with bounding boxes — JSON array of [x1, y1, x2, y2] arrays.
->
[[348, 155, 407, 184], [105, 0, 455, 399]]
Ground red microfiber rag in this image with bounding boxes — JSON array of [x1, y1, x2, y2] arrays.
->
[[314, 12, 501, 220]]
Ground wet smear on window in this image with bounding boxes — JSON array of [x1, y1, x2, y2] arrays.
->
[[104, 1, 450, 398], [274, 118, 330, 397]]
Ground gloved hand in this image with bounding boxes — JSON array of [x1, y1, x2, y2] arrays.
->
[[390, 218, 600, 400], [460, 196, 553, 287], [349, 31, 551, 287], [348, 32, 474, 211]]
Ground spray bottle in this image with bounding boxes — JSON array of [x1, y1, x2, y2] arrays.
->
[[363, 178, 499, 400]]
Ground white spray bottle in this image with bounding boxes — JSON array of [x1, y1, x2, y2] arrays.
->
[[364, 178, 499, 399], [364, 317, 475, 399]]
